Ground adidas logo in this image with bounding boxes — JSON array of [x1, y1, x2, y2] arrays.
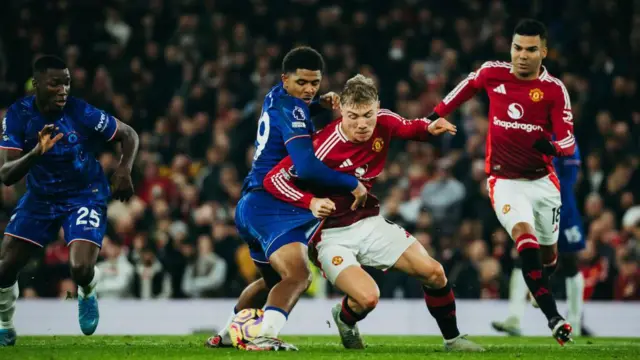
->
[[339, 159, 353, 168], [493, 84, 506, 94]]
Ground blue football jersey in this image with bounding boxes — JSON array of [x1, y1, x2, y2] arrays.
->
[[0, 96, 118, 202], [554, 144, 585, 250], [242, 83, 316, 193]]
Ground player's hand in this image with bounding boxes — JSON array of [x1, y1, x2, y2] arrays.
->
[[35, 124, 64, 155], [533, 138, 557, 156], [310, 197, 336, 218], [427, 118, 457, 136], [110, 166, 134, 202], [319, 92, 340, 110], [350, 181, 368, 210]]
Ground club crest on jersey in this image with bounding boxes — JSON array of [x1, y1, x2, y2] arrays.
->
[[332, 256, 343, 266], [67, 131, 78, 145], [529, 88, 544, 102], [292, 106, 306, 121], [502, 204, 511, 214], [372, 137, 384, 152]]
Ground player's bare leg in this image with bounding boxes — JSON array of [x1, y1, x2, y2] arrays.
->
[[0, 235, 39, 346], [393, 242, 484, 352], [69, 241, 101, 336], [245, 242, 310, 351], [332, 265, 379, 349], [560, 253, 584, 336], [511, 223, 572, 345], [206, 273, 272, 348]]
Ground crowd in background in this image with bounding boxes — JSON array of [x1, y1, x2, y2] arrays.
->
[[0, 0, 638, 301]]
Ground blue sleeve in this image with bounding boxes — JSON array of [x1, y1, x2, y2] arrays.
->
[[75, 98, 118, 142], [555, 158, 579, 203], [0, 106, 24, 151], [277, 97, 316, 145], [285, 136, 358, 191]]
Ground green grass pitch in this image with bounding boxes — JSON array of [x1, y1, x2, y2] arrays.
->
[[3, 335, 639, 359]]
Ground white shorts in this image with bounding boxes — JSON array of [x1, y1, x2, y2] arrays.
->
[[315, 215, 416, 283], [487, 173, 561, 246]]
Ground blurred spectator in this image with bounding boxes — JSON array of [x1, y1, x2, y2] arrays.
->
[[420, 158, 465, 235], [181, 235, 228, 298], [96, 237, 135, 299], [132, 243, 172, 299]]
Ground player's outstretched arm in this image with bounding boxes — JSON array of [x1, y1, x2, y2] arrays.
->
[[382, 110, 457, 141], [0, 124, 62, 186], [109, 120, 139, 201], [431, 62, 489, 120]]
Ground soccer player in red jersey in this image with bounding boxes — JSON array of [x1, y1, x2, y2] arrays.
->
[[427, 19, 574, 345], [263, 75, 484, 352]]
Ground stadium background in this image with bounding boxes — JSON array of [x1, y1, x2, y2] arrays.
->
[[0, 0, 638, 303]]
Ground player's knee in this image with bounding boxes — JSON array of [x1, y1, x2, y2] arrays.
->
[[360, 294, 379, 311], [281, 266, 312, 291], [355, 288, 380, 311], [511, 222, 535, 240], [69, 262, 94, 284]]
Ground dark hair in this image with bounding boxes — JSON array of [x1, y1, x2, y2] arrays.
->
[[513, 19, 548, 42], [32, 55, 67, 75], [281, 46, 325, 74]]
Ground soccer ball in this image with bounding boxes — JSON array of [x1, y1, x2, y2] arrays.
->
[[228, 308, 264, 349]]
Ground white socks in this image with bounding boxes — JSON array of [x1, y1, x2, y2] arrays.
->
[[258, 308, 288, 338], [507, 268, 529, 327], [0, 283, 19, 330], [78, 266, 100, 299], [565, 272, 584, 336], [218, 308, 238, 342]]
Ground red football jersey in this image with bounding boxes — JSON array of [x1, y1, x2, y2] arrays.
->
[[263, 109, 431, 229], [435, 61, 575, 179]]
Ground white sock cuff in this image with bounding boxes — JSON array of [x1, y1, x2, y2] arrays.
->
[[259, 309, 288, 337], [78, 266, 100, 298], [0, 283, 18, 297]]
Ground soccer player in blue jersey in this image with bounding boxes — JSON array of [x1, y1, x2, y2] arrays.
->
[[492, 145, 585, 336], [206, 47, 366, 351], [0, 55, 139, 346]]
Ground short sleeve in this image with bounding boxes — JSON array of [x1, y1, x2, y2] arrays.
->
[[78, 99, 119, 142], [0, 107, 25, 151], [277, 97, 313, 145]]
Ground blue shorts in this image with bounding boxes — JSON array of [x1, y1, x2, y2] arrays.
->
[[5, 194, 108, 248], [557, 222, 586, 253], [235, 190, 321, 263]]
